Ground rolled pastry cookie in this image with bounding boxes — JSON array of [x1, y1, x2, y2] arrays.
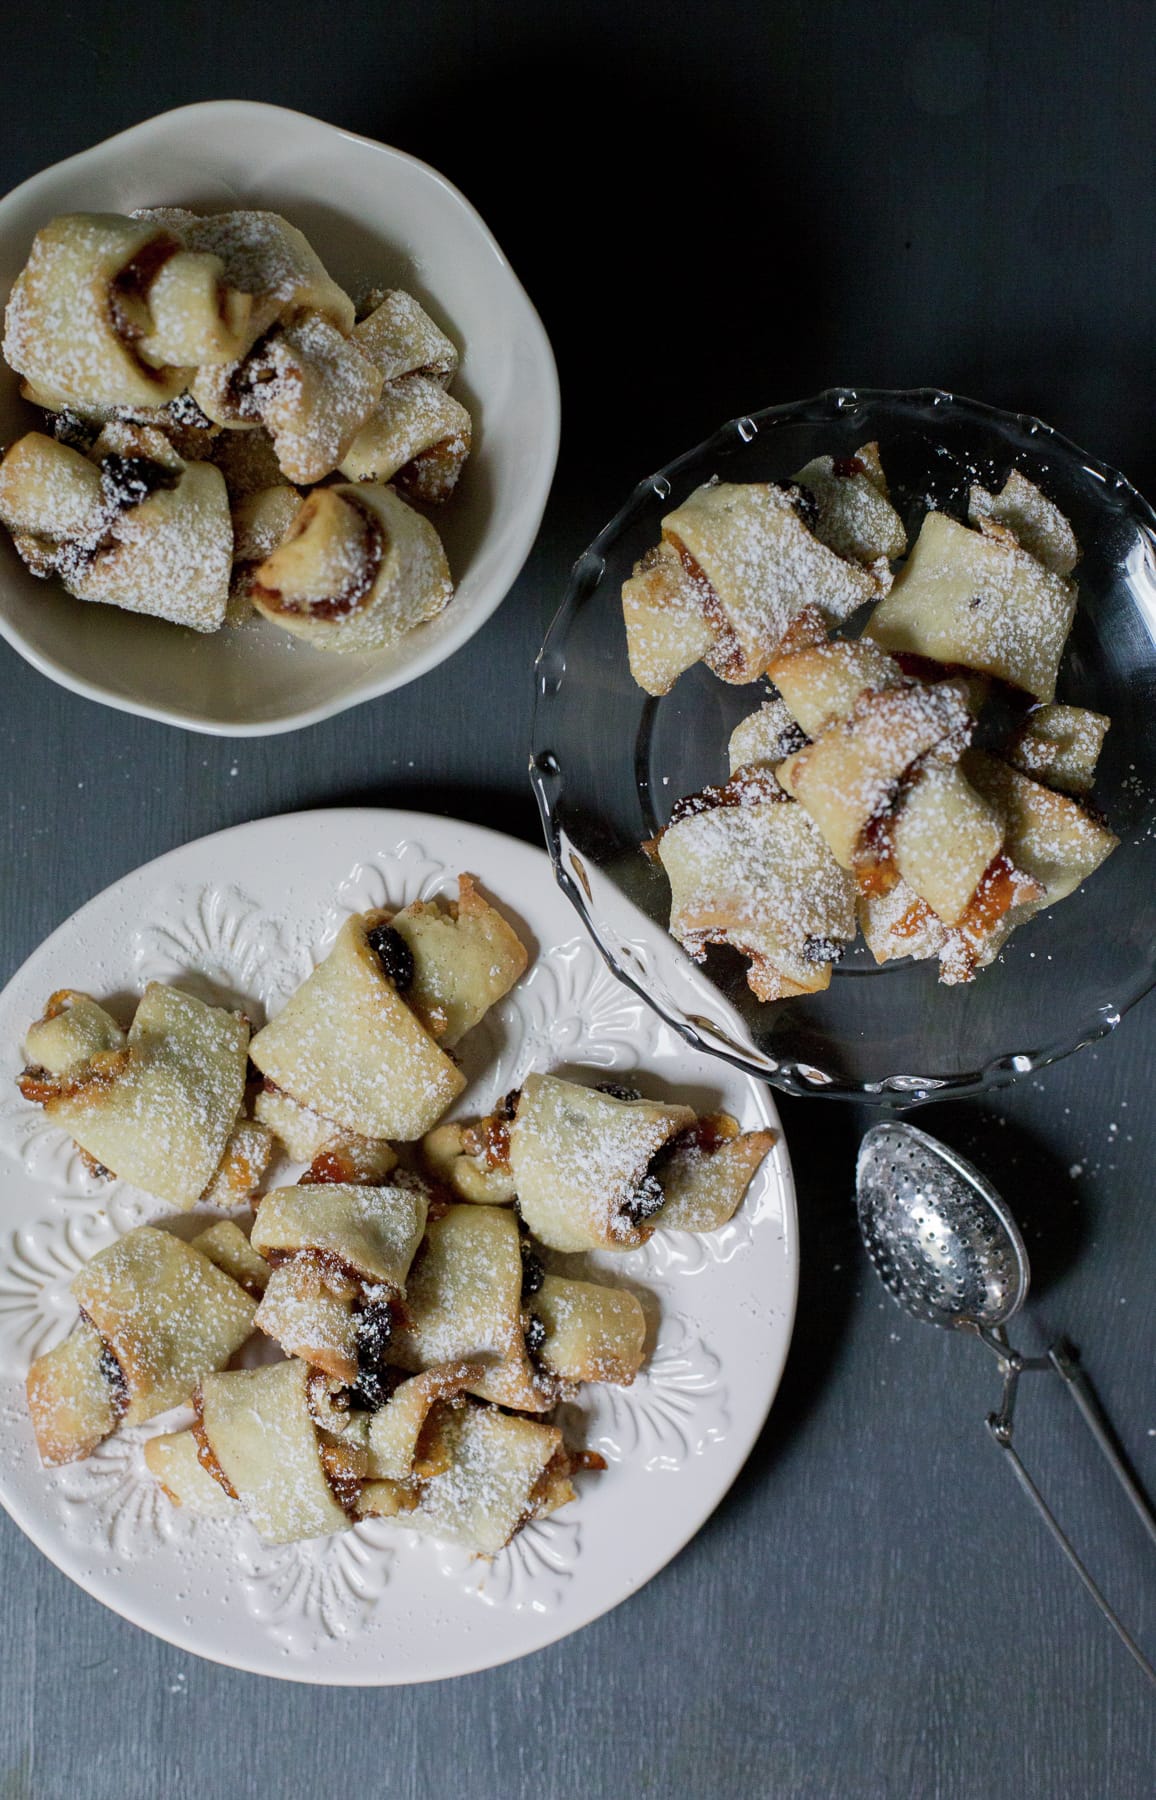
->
[[622, 537, 719, 696], [657, 789, 857, 999], [659, 481, 877, 682], [228, 483, 301, 621], [792, 441, 907, 571], [764, 637, 902, 738], [776, 679, 974, 869], [388, 1204, 554, 1415], [508, 1074, 696, 1252], [178, 209, 355, 343], [193, 313, 382, 484], [339, 373, 471, 502], [727, 698, 807, 774], [864, 509, 1077, 704], [251, 1182, 429, 1294], [967, 470, 1079, 578], [39, 983, 249, 1210], [388, 1398, 568, 1556], [197, 1360, 350, 1544], [249, 482, 452, 653], [1002, 704, 1110, 796], [68, 1226, 256, 1426], [247, 913, 464, 1141], [3, 213, 250, 411], [70, 459, 232, 631], [353, 288, 459, 384], [0, 427, 233, 632]]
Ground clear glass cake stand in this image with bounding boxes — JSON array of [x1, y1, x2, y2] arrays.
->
[[531, 388, 1156, 1101]]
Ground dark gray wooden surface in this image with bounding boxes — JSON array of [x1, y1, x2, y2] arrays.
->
[[2, 3, 1155, 1795]]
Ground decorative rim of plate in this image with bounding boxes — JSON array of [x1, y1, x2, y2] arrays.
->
[[0, 101, 561, 736], [530, 385, 1156, 1103], [0, 807, 797, 1683]]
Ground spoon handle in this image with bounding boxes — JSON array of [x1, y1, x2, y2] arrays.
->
[[1047, 1340, 1156, 1552], [985, 1419, 1156, 1687]]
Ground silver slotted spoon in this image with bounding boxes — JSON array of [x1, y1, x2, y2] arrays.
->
[[857, 1119, 1156, 1685]]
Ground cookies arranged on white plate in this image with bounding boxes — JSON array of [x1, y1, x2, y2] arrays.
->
[[27, 1226, 259, 1465], [16, 875, 774, 1559], [0, 207, 473, 652], [19, 983, 259, 1207], [247, 882, 528, 1140], [627, 449, 1117, 994], [420, 1076, 774, 1245]]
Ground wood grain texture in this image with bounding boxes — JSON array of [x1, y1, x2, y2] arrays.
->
[[2, 1, 1156, 1795]]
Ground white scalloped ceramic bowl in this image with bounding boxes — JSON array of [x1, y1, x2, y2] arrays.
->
[[0, 102, 559, 735]]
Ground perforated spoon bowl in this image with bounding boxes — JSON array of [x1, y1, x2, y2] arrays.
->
[[857, 1120, 1156, 1686]]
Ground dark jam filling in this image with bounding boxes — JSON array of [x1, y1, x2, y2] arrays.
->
[[99, 453, 179, 512], [619, 1170, 666, 1229], [667, 767, 786, 828], [96, 1340, 130, 1421], [365, 923, 415, 991], [346, 1300, 396, 1412], [53, 454, 180, 585], [620, 1114, 734, 1232], [831, 455, 867, 479], [774, 478, 820, 532], [164, 391, 214, 431], [52, 409, 98, 452], [802, 935, 846, 967], [594, 1082, 643, 1103], [893, 651, 977, 687], [772, 718, 809, 758], [671, 1114, 732, 1158], [108, 234, 182, 371], [111, 234, 182, 318], [225, 329, 278, 418], [523, 1312, 547, 1359], [519, 1240, 545, 1298], [251, 493, 385, 622]]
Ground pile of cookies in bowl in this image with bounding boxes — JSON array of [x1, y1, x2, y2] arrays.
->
[[0, 206, 472, 651]]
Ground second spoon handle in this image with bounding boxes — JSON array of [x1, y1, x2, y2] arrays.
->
[[986, 1421, 1156, 1688], [1048, 1340, 1156, 1552]]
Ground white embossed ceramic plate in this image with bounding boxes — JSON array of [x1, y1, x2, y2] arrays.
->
[[0, 809, 796, 1684]]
